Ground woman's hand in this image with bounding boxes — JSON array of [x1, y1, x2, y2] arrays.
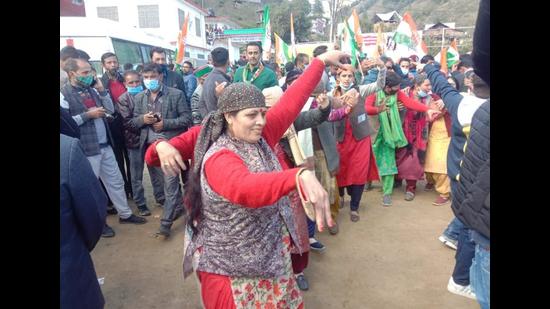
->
[[156, 141, 187, 176], [299, 170, 334, 232]]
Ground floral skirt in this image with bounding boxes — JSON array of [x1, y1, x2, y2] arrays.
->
[[192, 227, 304, 309]]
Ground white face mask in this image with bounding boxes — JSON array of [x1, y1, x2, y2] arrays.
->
[[401, 68, 409, 75]]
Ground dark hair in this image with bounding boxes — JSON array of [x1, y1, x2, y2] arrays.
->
[[123, 63, 134, 71], [380, 56, 392, 65], [312, 45, 328, 57], [75, 49, 90, 61], [385, 71, 402, 87], [447, 75, 460, 90], [183, 61, 193, 68], [63, 58, 86, 73], [398, 57, 411, 65], [284, 62, 295, 73], [420, 55, 434, 64], [101, 52, 117, 64], [123, 70, 140, 80], [142, 62, 162, 74], [457, 55, 473, 69], [60, 46, 78, 61], [285, 69, 303, 86], [246, 41, 263, 54], [413, 74, 427, 87], [168, 63, 175, 70], [294, 53, 309, 66], [136, 64, 144, 73], [149, 47, 165, 59], [472, 73, 490, 98], [211, 47, 229, 67]]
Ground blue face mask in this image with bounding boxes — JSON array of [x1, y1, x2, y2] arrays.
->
[[340, 82, 354, 92], [401, 68, 409, 75], [143, 79, 160, 91], [418, 90, 428, 98], [126, 85, 143, 95]]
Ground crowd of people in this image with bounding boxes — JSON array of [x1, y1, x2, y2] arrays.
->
[[60, 0, 489, 308]]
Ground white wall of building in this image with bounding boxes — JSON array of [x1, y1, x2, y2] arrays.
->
[[84, 0, 209, 62]]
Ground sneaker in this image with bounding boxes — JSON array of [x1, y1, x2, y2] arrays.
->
[[156, 225, 171, 238], [295, 273, 309, 291], [101, 224, 115, 238], [382, 195, 392, 206], [309, 237, 326, 252], [424, 183, 435, 191], [119, 214, 147, 224], [438, 234, 458, 250], [433, 196, 450, 206], [137, 205, 151, 216], [447, 277, 476, 300], [350, 211, 360, 222], [106, 206, 118, 215], [404, 191, 415, 201], [328, 223, 339, 235]]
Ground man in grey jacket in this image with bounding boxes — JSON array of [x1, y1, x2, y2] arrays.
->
[[198, 47, 232, 118], [131, 63, 192, 238], [61, 58, 147, 238]]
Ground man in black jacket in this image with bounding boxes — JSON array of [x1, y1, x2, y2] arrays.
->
[[453, 0, 490, 307]]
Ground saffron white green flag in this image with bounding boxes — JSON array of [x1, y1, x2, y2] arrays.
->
[[435, 38, 460, 68], [274, 33, 294, 65], [262, 5, 272, 61], [392, 12, 427, 58]]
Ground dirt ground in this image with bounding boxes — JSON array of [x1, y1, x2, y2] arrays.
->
[[92, 177, 479, 309]]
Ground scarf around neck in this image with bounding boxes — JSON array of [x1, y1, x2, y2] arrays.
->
[[376, 90, 408, 149]]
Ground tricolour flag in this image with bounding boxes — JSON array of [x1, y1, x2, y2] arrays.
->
[[392, 12, 427, 58], [262, 5, 272, 61], [435, 38, 460, 69], [274, 33, 294, 65], [290, 13, 297, 59], [175, 13, 189, 65]]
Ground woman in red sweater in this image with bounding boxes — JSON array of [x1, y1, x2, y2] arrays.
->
[[145, 51, 346, 309]]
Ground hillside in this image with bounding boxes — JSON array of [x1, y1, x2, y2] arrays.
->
[[192, 0, 480, 30]]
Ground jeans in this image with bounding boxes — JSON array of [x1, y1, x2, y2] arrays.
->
[[470, 231, 490, 309], [451, 218, 476, 286], [158, 167, 183, 228], [127, 147, 165, 207], [443, 217, 464, 241], [87, 146, 132, 219], [307, 218, 315, 238]]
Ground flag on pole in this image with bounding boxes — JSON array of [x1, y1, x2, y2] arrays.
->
[[262, 5, 272, 61], [342, 19, 361, 67], [349, 9, 364, 51], [392, 12, 427, 58], [435, 38, 460, 69], [290, 13, 297, 59], [274, 33, 294, 65], [176, 13, 190, 65]]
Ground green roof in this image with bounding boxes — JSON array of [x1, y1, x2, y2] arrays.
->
[[223, 28, 264, 35]]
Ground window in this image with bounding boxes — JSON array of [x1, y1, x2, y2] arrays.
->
[[195, 17, 201, 37], [197, 54, 205, 59], [97, 7, 119, 22], [72, 0, 83, 5], [112, 39, 143, 65], [138, 5, 160, 28], [178, 9, 186, 29], [184, 51, 190, 57]]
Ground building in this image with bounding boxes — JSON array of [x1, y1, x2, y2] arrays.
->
[[83, 0, 210, 66], [60, 0, 86, 16]]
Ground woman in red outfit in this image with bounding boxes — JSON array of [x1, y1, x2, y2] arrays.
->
[[145, 51, 347, 308], [331, 63, 385, 222]]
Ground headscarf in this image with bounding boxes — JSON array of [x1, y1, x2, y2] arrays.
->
[[192, 82, 266, 175]]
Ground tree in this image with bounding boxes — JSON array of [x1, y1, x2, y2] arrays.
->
[[312, 0, 325, 18], [270, 0, 312, 43]]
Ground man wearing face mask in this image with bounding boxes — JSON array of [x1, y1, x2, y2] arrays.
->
[[393, 57, 414, 88], [150, 47, 188, 108], [116, 70, 166, 217], [100, 52, 133, 200], [131, 63, 192, 238], [182, 61, 198, 104], [61, 58, 148, 236], [233, 41, 278, 91]]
